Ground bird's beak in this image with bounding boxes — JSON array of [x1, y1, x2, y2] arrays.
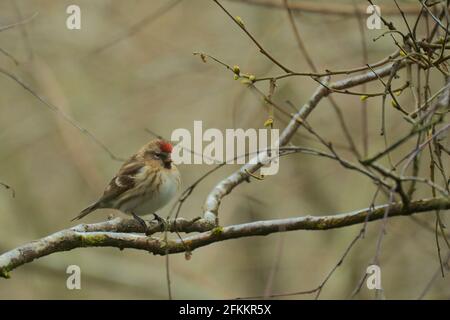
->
[[162, 152, 172, 168], [163, 153, 172, 163]]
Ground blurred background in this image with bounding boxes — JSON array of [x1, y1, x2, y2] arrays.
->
[[0, 0, 449, 299]]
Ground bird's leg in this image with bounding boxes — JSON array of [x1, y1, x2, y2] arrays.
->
[[151, 212, 166, 227], [132, 212, 148, 234], [140, 213, 166, 236]]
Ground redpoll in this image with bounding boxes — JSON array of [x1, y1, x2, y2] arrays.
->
[[72, 139, 181, 232]]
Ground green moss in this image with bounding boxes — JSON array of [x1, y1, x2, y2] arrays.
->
[[211, 226, 224, 236], [315, 220, 329, 230], [82, 234, 108, 246], [0, 268, 10, 279]]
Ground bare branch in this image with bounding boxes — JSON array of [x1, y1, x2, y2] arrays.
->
[[213, 0, 294, 73], [0, 181, 15, 198], [203, 60, 409, 222], [226, 0, 423, 16], [1, 197, 449, 279], [0, 12, 38, 32], [0, 68, 124, 161], [90, 0, 183, 55]]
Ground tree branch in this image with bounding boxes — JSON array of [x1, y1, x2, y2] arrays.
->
[[226, 0, 423, 16], [203, 60, 408, 222], [1, 197, 449, 279]]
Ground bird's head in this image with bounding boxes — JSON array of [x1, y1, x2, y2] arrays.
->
[[141, 139, 174, 169]]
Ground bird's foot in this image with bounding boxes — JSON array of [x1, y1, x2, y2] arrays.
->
[[142, 213, 166, 236], [151, 212, 165, 225], [132, 212, 149, 235]]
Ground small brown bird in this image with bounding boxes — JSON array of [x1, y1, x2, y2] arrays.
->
[[72, 139, 181, 232]]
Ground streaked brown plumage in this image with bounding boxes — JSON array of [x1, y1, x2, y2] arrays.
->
[[72, 139, 181, 230]]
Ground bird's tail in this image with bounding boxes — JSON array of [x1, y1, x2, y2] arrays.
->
[[71, 202, 100, 221]]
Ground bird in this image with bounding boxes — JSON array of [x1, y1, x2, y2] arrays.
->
[[72, 139, 181, 233]]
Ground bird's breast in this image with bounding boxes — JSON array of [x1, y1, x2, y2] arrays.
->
[[131, 167, 180, 216]]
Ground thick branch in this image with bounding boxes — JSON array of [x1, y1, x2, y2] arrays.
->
[[1, 197, 448, 279]]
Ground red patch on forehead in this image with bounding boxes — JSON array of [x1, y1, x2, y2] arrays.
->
[[158, 141, 173, 153]]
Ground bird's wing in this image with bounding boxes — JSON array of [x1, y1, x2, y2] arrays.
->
[[97, 158, 145, 205]]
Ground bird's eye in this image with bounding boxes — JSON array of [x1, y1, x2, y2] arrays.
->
[[154, 152, 162, 159]]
